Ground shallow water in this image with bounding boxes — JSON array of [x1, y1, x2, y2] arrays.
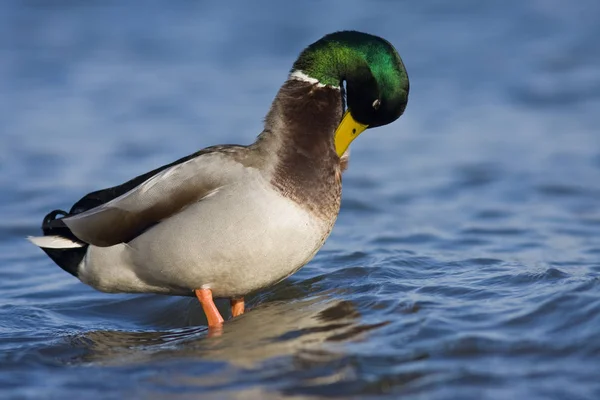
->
[[2, 1, 600, 399]]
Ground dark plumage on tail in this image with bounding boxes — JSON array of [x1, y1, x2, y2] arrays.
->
[[30, 144, 201, 278], [33, 210, 88, 277]]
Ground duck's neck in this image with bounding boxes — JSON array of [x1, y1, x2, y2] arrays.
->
[[256, 76, 343, 220]]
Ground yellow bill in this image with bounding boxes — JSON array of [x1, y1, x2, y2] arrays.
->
[[334, 110, 368, 157]]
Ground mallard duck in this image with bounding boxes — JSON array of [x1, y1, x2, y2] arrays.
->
[[28, 31, 409, 328]]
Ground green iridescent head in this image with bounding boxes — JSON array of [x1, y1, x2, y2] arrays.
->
[[292, 31, 409, 128]]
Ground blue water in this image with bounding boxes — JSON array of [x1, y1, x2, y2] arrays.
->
[[2, 1, 600, 398]]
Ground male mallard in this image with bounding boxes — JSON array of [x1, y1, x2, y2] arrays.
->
[[29, 31, 409, 328]]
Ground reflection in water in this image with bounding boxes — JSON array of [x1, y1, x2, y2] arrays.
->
[[65, 295, 385, 369]]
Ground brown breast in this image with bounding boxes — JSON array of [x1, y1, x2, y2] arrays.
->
[[268, 79, 344, 222]]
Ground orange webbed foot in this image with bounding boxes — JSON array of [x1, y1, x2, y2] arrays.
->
[[195, 288, 224, 328], [230, 297, 245, 318]]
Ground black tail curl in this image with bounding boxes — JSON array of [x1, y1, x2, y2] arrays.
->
[[39, 209, 87, 277]]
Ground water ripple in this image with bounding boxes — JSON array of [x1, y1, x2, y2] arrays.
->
[[2, 1, 600, 399]]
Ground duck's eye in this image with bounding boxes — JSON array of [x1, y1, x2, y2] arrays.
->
[[372, 99, 381, 110]]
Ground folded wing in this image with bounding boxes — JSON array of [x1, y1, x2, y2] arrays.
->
[[63, 151, 244, 247]]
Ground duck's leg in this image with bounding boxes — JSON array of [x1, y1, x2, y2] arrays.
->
[[230, 297, 245, 317], [195, 288, 224, 327]]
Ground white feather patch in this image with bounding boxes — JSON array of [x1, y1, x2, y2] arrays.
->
[[27, 235, 85, 249], [289, 70, 340, 89]]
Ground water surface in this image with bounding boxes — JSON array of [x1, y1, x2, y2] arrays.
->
[[1, 1, 600, 399]]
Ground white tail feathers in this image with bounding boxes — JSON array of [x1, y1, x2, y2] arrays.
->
[[27, 235, 85, 249]]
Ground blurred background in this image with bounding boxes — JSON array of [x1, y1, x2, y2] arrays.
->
[[1, 1, 599, 399]]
